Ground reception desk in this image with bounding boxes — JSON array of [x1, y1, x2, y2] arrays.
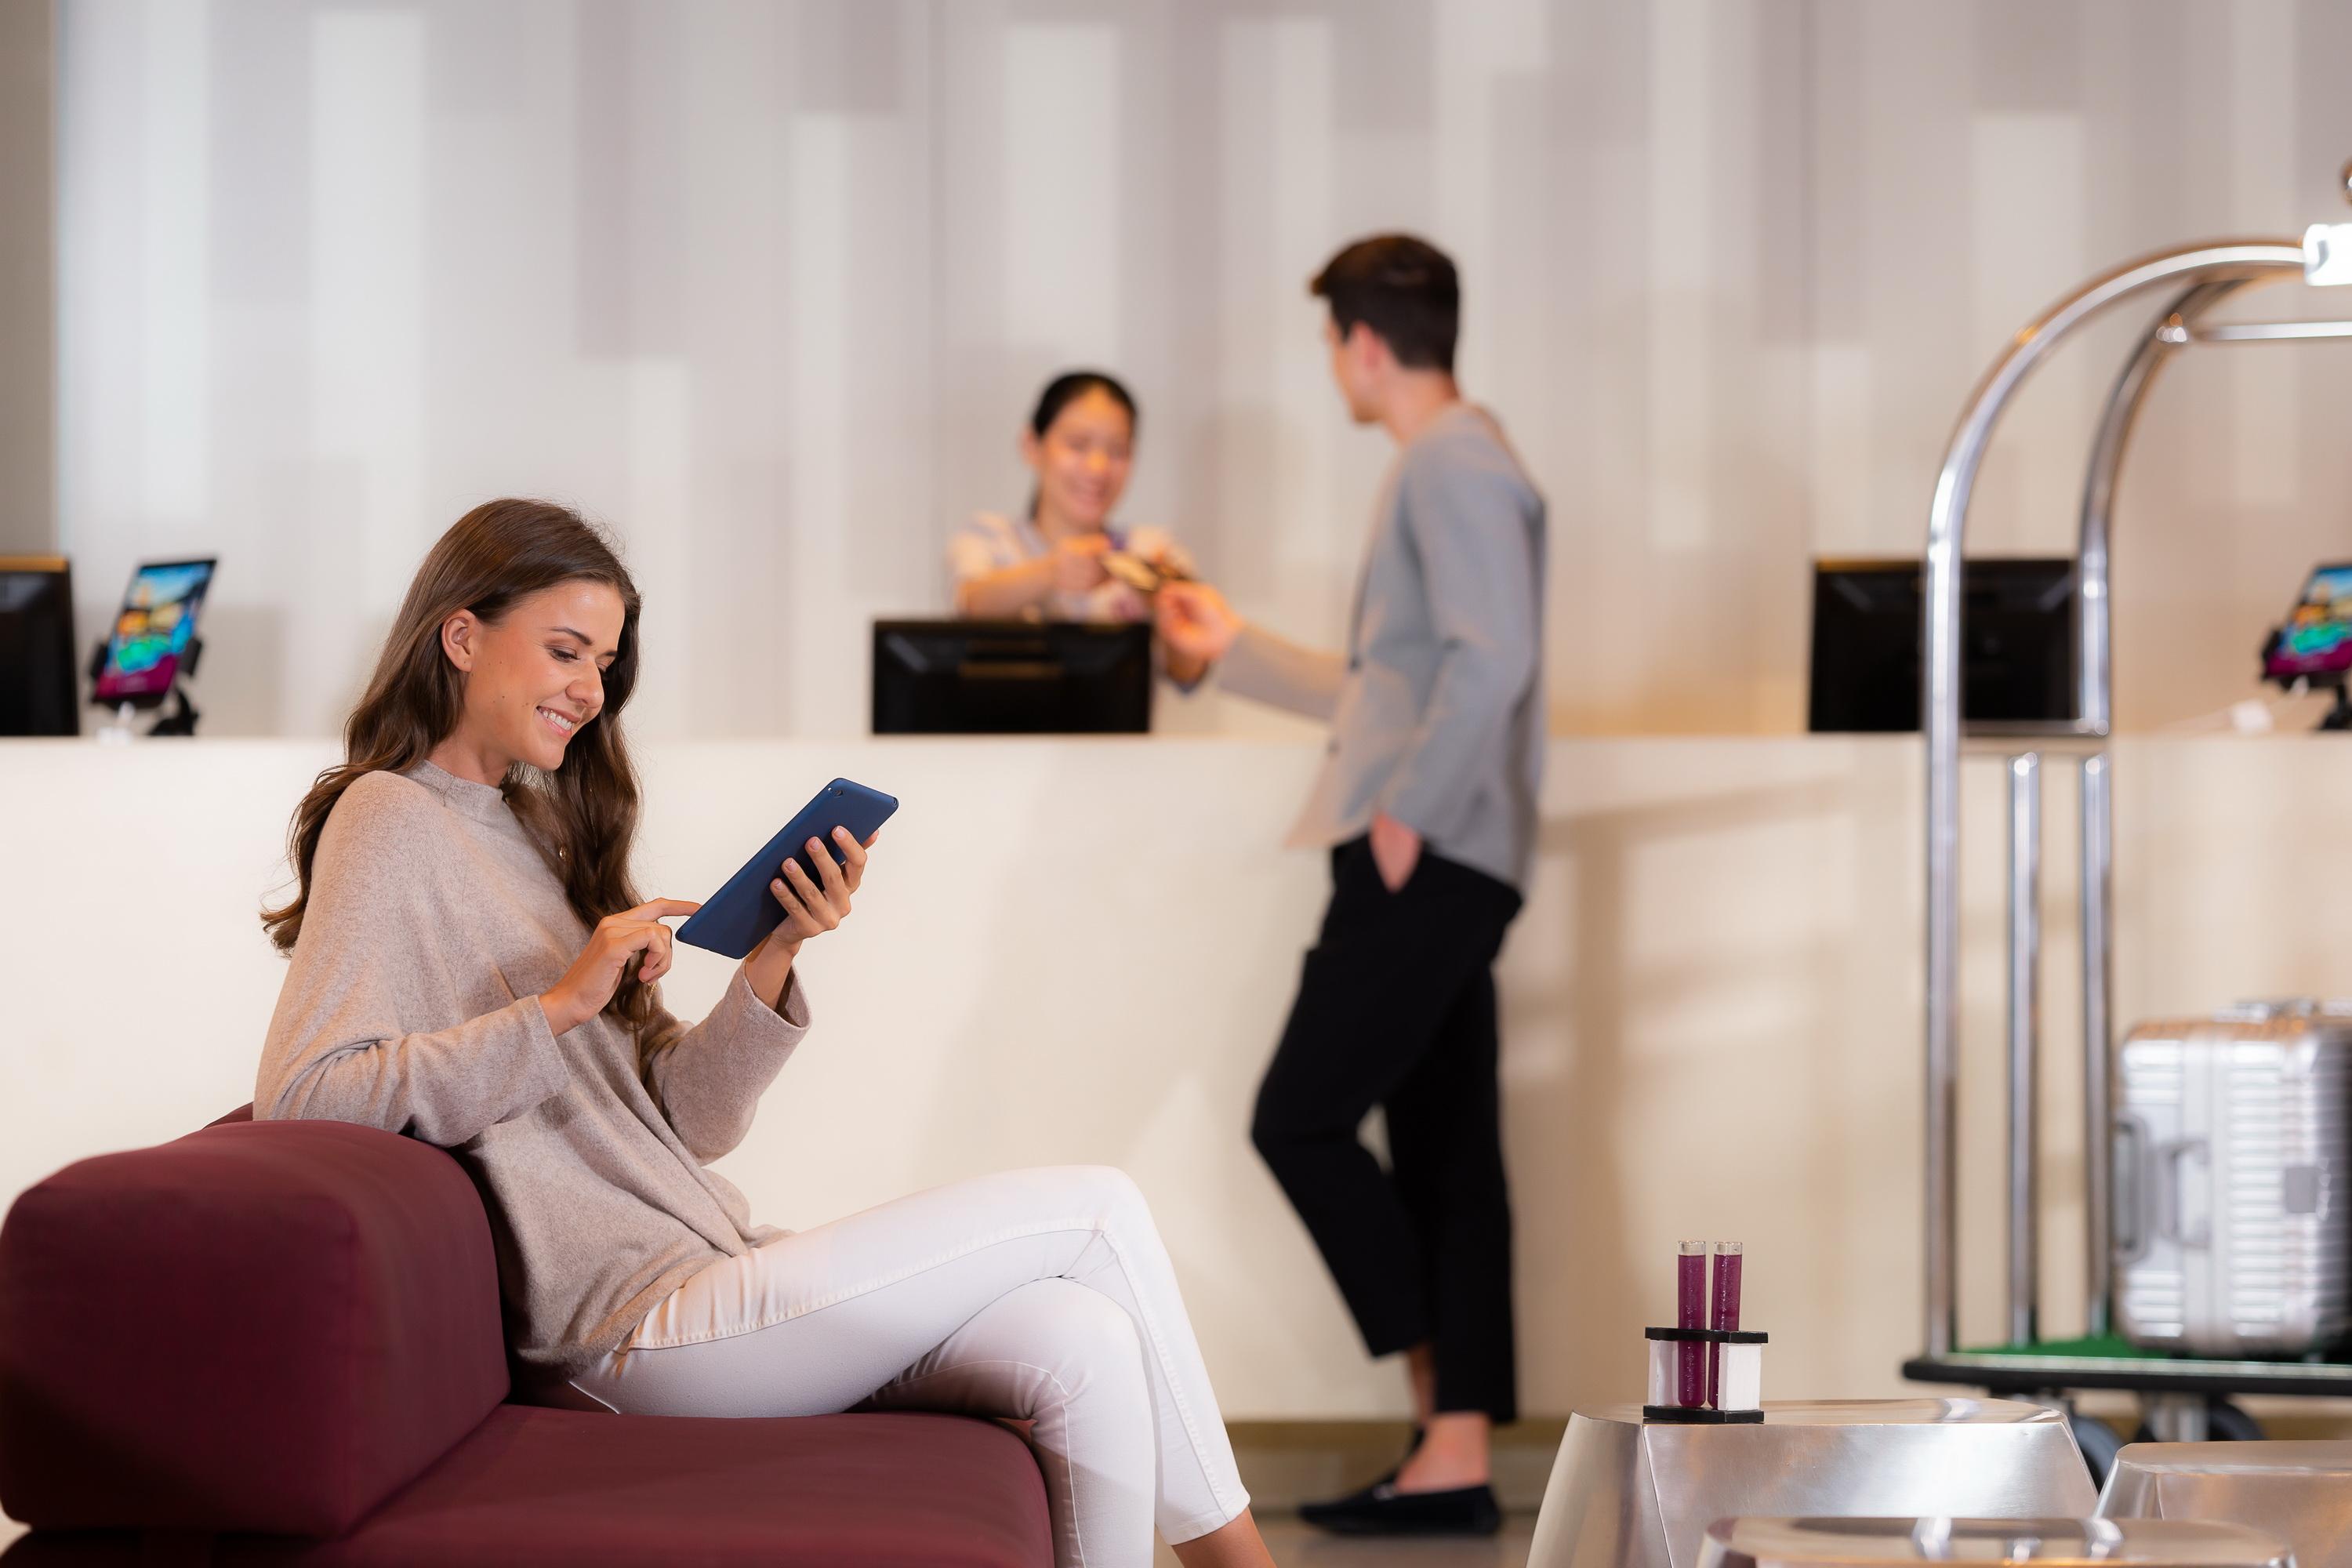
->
[[7, 734, 2352, 1419]]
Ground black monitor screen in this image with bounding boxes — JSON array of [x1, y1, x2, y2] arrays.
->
[[873, 620, 1152, 735], [1809, 557, 2077, 732], [0, 557, 79, 738]]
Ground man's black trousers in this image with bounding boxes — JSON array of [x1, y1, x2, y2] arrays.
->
[[1250, 835, 1523, 1423]]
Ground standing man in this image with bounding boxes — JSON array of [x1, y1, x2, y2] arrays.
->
[[1157, 234, 1545, 1537]]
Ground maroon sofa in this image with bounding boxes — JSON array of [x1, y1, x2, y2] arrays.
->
[[0, 1110, 1051, 1566]]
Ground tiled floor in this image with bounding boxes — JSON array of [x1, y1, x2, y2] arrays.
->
[[1156, 1515, 1538, 1566]]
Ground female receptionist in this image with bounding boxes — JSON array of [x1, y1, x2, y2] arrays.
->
[[949, 372, 1207, 686]]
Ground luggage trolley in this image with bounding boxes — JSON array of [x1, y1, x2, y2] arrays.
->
[[1901, 161, 2352, 1478]]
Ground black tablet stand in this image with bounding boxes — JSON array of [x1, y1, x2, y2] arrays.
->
[[2318, 678, 2352, 732]]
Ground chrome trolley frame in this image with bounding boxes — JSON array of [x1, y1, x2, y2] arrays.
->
[[1903, 162, 2352, 1447]]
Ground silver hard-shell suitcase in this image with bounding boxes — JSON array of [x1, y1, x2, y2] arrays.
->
[[2113, 999, 2352, 1356]]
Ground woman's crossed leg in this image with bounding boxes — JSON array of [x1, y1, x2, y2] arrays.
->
[[565, 1165, 1269, 1568]]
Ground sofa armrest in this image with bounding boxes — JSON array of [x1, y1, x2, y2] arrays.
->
[[0, 1118, 508, 1536]]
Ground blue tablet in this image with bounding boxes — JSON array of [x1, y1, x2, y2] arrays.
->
[[676, 779, 898, 960]]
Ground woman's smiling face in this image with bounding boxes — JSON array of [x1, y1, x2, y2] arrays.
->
[[1024, 385, 1135, 531], [442, 579, 626, 775]]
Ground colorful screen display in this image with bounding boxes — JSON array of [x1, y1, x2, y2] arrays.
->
[[93, 559, 215, 704], [2266, 564, 2352, 681]]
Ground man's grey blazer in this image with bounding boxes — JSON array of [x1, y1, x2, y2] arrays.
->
[[1218, 403, 1546, 891]]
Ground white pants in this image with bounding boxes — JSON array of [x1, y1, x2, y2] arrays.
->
[[561, 1166, 1250, 1568]]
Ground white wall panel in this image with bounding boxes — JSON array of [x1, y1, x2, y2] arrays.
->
[[135, 0, 209, 526], [1000, 24, 1120, 367], [2228, 0, 2299, 511]]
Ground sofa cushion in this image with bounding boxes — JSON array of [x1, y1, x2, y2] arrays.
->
[[0, 1408, 1054, 1567], [279, 1406, 1052, 1566], [0, 1119, 508, 1536]]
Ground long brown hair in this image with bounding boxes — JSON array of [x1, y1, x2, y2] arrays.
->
[[263, 499, 660, 1040]]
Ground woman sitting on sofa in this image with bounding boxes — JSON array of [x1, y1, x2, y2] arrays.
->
[[253, 499, 1274, 1568]]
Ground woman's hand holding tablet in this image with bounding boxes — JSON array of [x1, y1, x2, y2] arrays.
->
[[761, 826, 872, 955], [676, 779, 898, 961]]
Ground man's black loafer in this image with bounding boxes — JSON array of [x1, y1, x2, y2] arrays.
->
[[1297, 1479, 1503, 1536]]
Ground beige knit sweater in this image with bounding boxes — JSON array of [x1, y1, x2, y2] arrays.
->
[[255, 760, 808, 1375]]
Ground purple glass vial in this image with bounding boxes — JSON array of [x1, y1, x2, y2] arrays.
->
[[1676, 1240, 1708, 1406]]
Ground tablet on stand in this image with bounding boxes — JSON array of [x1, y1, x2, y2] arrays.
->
[[89, 557, 216, 740]]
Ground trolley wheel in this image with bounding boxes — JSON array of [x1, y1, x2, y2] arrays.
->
[[2131, 1399, 2265, 1444], [2069, 1410, 2127, 1488], [2208, 1399, 2265, 1441]]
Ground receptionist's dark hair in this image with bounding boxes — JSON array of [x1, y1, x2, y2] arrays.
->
[[1311, 234, 1460, 373], [1029, 371, 1138, 441]]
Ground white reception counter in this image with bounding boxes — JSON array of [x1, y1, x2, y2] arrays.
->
[[8, 734, 2352, 1419]]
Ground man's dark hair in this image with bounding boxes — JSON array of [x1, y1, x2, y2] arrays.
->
[[1309, 234, 1459, 373]]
